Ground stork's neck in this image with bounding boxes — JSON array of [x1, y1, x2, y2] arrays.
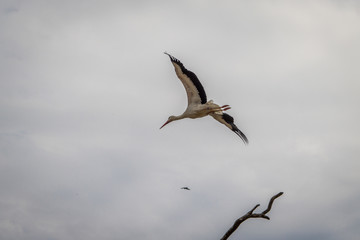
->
[[173, 114, 186, 121]]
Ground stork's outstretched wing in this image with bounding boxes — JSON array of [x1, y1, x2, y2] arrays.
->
[[210, 112, 248, 144], [165, 52, 207, 105]]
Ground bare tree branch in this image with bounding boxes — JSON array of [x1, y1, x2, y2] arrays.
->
[[220, 192, 283, 240]]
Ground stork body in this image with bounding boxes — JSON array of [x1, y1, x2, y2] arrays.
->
[[161, 53, 248, 144]]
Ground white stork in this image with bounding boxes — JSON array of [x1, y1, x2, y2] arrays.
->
[[160, 52, 248, 144]]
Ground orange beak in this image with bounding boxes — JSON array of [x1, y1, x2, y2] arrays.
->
[[160, 120, 171, 129]]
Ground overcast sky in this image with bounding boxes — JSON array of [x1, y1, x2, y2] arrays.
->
[[1, 0, 360, 239]]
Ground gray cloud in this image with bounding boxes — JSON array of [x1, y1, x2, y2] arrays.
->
[[1, 0, 359, 239]]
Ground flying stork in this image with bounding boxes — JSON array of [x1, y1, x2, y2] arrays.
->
[[161, 52, 248, 144]]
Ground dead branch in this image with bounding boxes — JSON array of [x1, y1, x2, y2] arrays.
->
[[220, 192, 283, 240]]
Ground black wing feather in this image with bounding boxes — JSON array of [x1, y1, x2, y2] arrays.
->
[[165, 53, 207, 104], [222, 113, 249, 144]]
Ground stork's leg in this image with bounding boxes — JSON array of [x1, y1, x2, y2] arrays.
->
[[220, 105, 231, 111], [209, 105, 231, 113]]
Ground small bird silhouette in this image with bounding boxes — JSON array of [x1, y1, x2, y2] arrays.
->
[[181, 187, 190, 190]]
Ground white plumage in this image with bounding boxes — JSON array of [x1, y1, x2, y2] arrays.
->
[[161, 52, 248, 144]]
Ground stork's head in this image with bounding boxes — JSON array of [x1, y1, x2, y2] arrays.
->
[[160, 115, 176, 129]]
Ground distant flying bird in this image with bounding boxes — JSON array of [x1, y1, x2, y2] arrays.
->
[[161, 52, 248, 144], [181, 187, 190, 190]]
